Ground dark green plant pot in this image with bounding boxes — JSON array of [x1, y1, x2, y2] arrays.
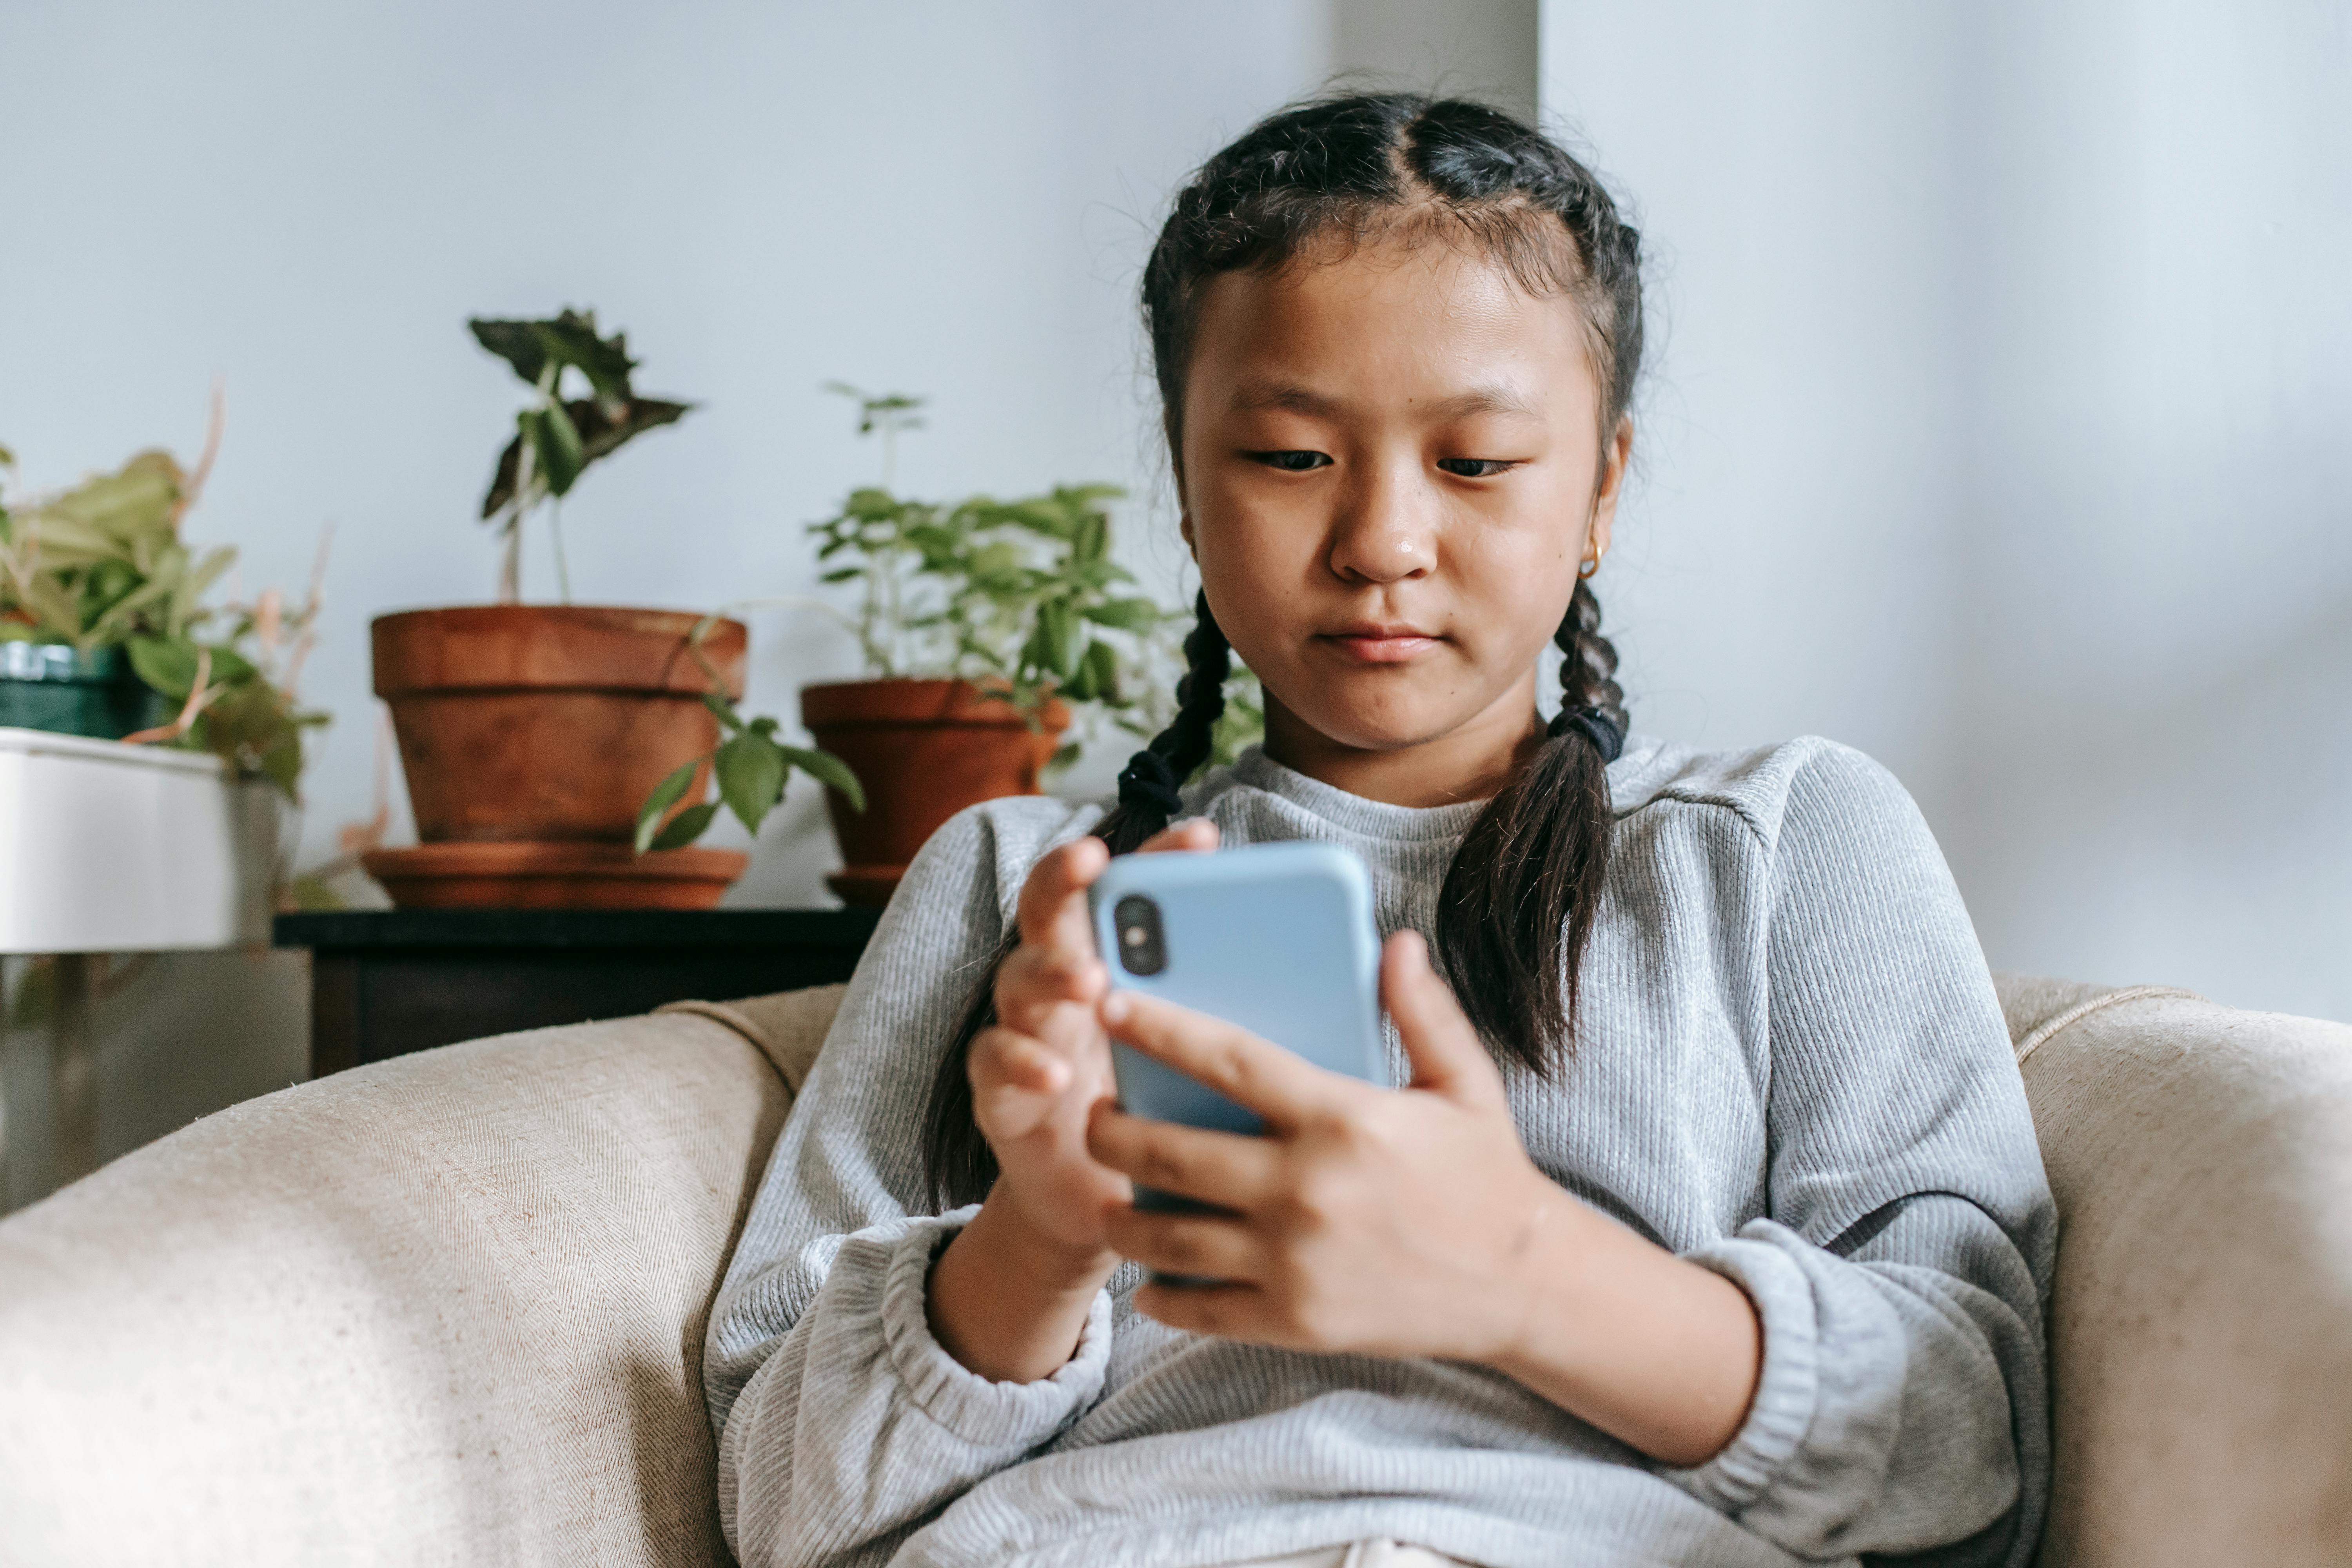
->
[[0, 642, 174, 741]]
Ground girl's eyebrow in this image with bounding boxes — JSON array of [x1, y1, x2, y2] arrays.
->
[[1229, 378, 1540, 421], [1230, 378, 1342, 417]]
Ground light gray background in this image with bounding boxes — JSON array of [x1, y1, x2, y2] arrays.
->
[[2, 1, 2345, 1202], [1541, 0, 2352, 1021]]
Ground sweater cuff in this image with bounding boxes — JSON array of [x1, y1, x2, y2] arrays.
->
[[1661, 1219, 1822, 1514], [876, 1206, 1113, 1450]]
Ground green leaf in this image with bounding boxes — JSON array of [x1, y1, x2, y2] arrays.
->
[[648, 800, 719, 851], [819, 565, 862, 583], [257, 727, 303, 798], [573, 396, 692, 466], [471, 309, 636, 402], [701, 690, 746, 733], [196, 643, 258, 687], [470, 317, 557, 387], [634, 759, 702, 852], [45, 452, 182, 546], [779, 744, 864, 811], [127, 634, 201, 699], [534, 315, 636, 408], [472, 309, 690, 514], [1051, 601, 1087, 680], [714, 730, 788, 836], [1080, 596, 1160, 632], [522, 403, 586, 497], [481, 434, 524, 520], [1079, 638, 1120, 703]]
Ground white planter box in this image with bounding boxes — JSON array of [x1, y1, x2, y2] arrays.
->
[[0, 727, 284, 954]]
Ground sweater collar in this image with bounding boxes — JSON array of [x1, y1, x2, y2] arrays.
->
[[1203, 738, 1672, 844]]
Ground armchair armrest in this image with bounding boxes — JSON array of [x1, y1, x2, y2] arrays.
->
[[2002, 978, 2352, 1567], [0, 986, 844, 1568]]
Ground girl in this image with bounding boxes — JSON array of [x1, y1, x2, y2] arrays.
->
[[707, 94, 2053, 1568]]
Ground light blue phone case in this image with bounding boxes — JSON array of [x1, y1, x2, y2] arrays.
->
[[1089, 842, 1386, 1212]]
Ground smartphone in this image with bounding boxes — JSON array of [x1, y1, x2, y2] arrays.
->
[[1089, 841, 1387, 1214]]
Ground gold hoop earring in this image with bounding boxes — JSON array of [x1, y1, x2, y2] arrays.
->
[[1578, 555, 1600, 580]]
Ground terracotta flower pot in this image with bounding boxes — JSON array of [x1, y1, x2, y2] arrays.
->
[[372, 605, 747, 846], [801, 678, 1068, 907]]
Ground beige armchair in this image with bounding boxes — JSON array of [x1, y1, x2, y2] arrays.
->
[[2, 977, 2347, 1566]]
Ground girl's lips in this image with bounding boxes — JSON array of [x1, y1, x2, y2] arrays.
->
[[1320, 628, 1442, 664]]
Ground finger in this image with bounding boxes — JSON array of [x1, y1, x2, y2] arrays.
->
[[1103, 1207, 1266, 1284], [1087, 1102, 1283, 1209], [968, 1027, 1069, 1138], [1097, 989, 1345, 1131], [1382, 930, 1506, 1107], [1132, 1279, 1271, 1340], [997, 942, 1107, 1031], [1135, 817, 1219, 855], [1015, 837, 1111, 954], [972, 1025, 1068, 1092]]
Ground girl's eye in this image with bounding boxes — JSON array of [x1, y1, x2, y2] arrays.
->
[[1437, 457, 1518, 478], [1243, 450, 1332, 472]]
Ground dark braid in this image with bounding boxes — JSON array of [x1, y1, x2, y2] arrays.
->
[[925, 92, 1645, 1204], [1433, 579, 1626, 1071], [1098, 593, 1230, 852], [922, 594, 1231, 1204]]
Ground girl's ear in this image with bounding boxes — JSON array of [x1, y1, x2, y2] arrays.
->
[[1168, 413, 1199, 562], [1171, 423, 1204, 564], [1587, 416, 1634, 562]]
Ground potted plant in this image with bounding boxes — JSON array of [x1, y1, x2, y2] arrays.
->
[[644, 389, 1173, 907], [1, 425, 331, 951], [367, 309, 793, 909], [0, 433, 325, 787]]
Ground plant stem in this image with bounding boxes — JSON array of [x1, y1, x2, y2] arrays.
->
[[501, 430, 537, 605], [549, 500, 572, 604], [498, 361, 561, 605], [498, 515, 522, 603]]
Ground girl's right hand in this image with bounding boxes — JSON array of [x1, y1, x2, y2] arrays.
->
[[970, 818, 1220, 1261]]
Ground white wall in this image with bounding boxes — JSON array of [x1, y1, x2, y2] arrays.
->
[[1541, 0, 2352, 1019], [0, 0, 1537, 1205], [0, 0, 1334, 899], [0, 0, 1539, 904]]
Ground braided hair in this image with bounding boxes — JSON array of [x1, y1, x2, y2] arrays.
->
[[923, 93, 1643, 1207]]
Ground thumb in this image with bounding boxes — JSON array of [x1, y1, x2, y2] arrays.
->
[[1382, 931, 1506, 1107]]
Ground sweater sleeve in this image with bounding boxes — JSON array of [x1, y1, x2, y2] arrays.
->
[[703, 797, 1108, 1568], [1661, 743, 2057, 1567]]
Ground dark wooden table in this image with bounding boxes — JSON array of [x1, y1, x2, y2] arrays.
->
[[273, 908, 879, 1077]]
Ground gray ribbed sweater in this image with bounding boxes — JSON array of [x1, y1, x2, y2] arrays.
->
[[706, 738, 2055, 1568]]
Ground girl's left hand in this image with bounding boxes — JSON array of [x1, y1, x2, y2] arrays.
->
[[1087, 928, 1570, 1364]]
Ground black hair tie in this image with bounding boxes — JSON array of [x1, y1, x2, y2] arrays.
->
[[1548, 706, 1625, 763], [1116, 748, 1187, 816]]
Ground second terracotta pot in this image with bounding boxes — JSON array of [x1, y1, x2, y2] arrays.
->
[[374, 605, 748, 844], [801, 678, 1067, 907]]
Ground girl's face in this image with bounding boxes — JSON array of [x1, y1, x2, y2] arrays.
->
[[1178, 236, 1628, 799]]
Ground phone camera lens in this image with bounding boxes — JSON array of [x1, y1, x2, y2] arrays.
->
[[1112, 895, 1165, 976]]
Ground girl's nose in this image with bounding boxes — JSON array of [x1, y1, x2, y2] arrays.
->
[[1325, 457, 1437, 584]]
